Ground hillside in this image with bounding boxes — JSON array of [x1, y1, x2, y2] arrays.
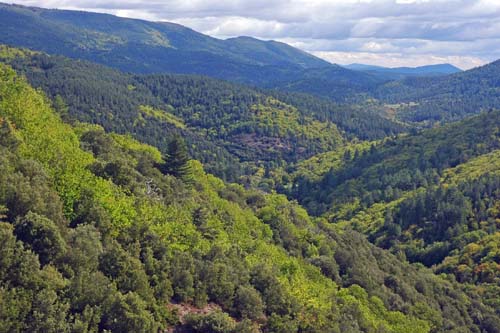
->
[[1, 1, 500, 332], [0, 45, 405, 182], [0, 3, 328, 83], [283, 110, 500, 310], [271, 65, 385, 102], [375, 60, 500, 124], [3, 62, 500, 332], [0, 3, 328, 72], [0, 3, 387, 101], [344, 64, 462, 81]]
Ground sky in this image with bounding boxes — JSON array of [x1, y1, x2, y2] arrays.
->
[[8, 0, 500, 69]]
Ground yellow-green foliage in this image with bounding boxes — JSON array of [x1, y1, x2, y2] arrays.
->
[[0, 64, 93, 214], [236, 97, 342, 145], [442, 150, 500, 184], [335, 187, 427, 232], [138, 105, 186, 129], [145, 29, 171, 47], [339, 285, 429, 333], [337, 200, 398, 232], [77, 29, 125, 51], [0, 44, 38, 60], [294, 141, 372, 182], [0, 64, 136, 228], [438, 231, 500, 284], [0, 64, 431, 332], [110, 132, 163, 163]]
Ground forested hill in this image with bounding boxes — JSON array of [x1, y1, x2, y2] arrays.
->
[[0, 45, 405, 181], [1, 60, 500, 332], [344, 63, 462, 81], [0, 3, 328, 73], [1, 1, 500, 332], [290, 59, 500, 124], [374, 59, 500, 124], [3, 2, 500, 114], [0, 2, 387, 101], [0, 3, 328, 82], [285, 109, 500, 311]]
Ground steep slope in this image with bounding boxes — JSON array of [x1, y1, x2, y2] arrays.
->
[[375, 60, 500, 124], [0, 45, 405, 181], [290, 109, 500, 225], [1, 61, 499, 333], [284, 110, 500, 310]]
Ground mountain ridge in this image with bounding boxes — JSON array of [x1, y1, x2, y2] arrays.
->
[[0, 3, 331, 80], [375, 58, 500, 123], [345, 63, 462, 73], [0, 2, 389, 99], [343, 63, 462, 82]]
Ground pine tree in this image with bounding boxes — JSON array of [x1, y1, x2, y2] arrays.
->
[[158, 135, 193, 183]]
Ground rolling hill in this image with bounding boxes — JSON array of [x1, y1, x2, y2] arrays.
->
[[375, 60, 500, 124], [0, 2, 386, 101], [344, 63, 462, 81], [0, 45, 405, 181], [283, 109, 500, 310]]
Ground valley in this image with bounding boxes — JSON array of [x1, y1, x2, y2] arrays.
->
[[0, 3, 499, 333]]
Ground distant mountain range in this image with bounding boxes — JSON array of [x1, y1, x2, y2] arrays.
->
[[0, 2, 498, 118], [0, 2, 385, 100], [0, 3, 328, 84], [344, 63, 462, 80]]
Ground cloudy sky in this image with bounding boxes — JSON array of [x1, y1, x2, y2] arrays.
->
[[8, 0, 500, 69]]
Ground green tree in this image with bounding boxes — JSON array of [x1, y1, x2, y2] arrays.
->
[[184, 311, 235, 333], [0, 119, 21, 149], [103, 292, 158, 333], [52, 95, 70, 122], [233, 285, 264, 320], [159, 135, 193, 183], [25, 289, 71, 333], [14, 212, 66, 266]]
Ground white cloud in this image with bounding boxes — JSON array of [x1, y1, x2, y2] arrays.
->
[[7, 0, 500, 68]]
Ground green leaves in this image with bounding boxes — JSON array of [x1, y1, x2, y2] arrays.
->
[[14, 212, 66, 266], [0, 57, 498, 333], [158, 135, 193, 184]]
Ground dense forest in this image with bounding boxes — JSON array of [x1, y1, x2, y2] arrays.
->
[[0, 45, 405, 182], [0, 2, 374, 93], [374, 59, 500, 124], [3, 62, 500, 332], [283, 110, 500, 311], [1, 4, 500, 332]]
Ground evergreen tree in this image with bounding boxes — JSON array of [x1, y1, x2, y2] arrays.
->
[[158, 135, 193, 183]]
